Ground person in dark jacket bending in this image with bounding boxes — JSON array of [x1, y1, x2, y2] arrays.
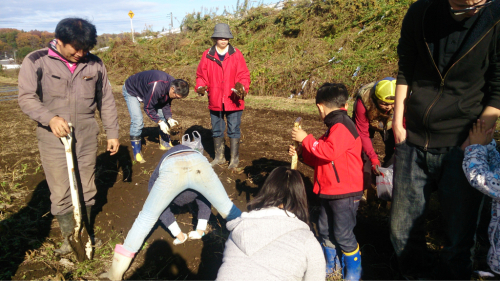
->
[[391, 0, 500, 279], [123, 70, 189, 163]]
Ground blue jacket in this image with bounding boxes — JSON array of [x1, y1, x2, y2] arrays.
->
[[125, 70, 175, 123], [463, 141, 500, 274]]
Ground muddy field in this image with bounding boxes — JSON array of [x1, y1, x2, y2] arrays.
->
[[0, 84, 491, 280]]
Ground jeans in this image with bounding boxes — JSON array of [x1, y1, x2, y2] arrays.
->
[[122, 85, 166, 136], [123, 152, 242, 253], [389, 141, 483, 279], [210, 110, 243, 138], [318, 196, 361, 253]]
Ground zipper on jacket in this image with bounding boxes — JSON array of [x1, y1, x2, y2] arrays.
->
[[421, 18, 500, 151], [331, 161, 340, 183]]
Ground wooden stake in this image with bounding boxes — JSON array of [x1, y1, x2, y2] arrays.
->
[[291, 117, 302, 170]]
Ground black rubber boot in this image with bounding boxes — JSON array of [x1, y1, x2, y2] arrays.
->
[[211, 137, 225, 166], [85, 206, 102, 247], [228, 138, 240, 169], [54, 211, 74, 255]]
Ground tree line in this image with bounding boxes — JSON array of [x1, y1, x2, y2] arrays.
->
[[0, 28, 129, 63], [0, 29, 55, 62]]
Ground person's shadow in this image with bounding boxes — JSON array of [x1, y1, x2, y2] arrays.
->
[[0, 180, 54, 280], [128, 240, 191, 280], [194, 213, 230, 280], [92, 145, 132, 227]]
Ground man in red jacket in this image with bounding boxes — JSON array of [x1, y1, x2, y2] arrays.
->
[[195, 23, 251, 169], [289, 83, 363, 280]]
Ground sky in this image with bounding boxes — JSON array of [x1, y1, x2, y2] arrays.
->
[[0, 0, 277, 35]]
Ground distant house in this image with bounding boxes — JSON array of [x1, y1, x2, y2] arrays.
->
[[0, 58, 21, 70], [157, 28, 181, 38]]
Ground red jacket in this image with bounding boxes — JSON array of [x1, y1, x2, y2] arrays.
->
[[353, 97, 380, 165], [301, 109, 364, 198], [195, 45, 251, 111]]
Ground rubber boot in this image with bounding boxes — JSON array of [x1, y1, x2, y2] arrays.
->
[[211, 137, 225, 166], [343, 244, 362, 281], [323, 244, 342, 277], [99, 244, 135, 280], [159, 130, 172, 150], [54, 211, 74, 255], [130, 136, 145, 163], [228, 138, 240, 169]]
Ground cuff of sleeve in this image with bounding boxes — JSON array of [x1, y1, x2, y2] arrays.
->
[[370, 158, 381, 166], [396, 76, 409, 86], [486, 99, 500, 112], [106, 130, 119, 139], [487, 139, 497, 151], [167, 221, 182, 237], [302, 134, 315, 146], [465, 144, 487, 155], [40, 112, 58, 127], [196, 219, 208, 231]]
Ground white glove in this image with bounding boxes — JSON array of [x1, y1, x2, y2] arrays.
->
[[167, 118, 179, 128], [159, 120, 170, 134]]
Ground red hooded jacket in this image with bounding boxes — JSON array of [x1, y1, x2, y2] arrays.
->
[[301, 109, 364, 198], [195, 45, 251, 111]]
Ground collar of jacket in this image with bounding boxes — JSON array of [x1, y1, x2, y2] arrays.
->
[[206, 44, 236, 67], [324, 108, 348, 129], [208, 44, 235, 56], [46, 39, 93, 64], [423, 0, 500, 63]]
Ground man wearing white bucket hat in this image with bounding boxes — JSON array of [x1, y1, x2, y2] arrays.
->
[[195, 23, 251, 170]]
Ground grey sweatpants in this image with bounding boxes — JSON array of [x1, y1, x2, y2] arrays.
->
[[37, 119, 99, 216]]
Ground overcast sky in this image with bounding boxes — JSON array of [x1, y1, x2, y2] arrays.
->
[[1, 0, 276, 35]]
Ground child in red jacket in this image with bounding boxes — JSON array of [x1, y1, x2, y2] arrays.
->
[[289, 83, 363, 280]]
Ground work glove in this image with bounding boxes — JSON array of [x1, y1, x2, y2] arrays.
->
[[231, 82, 246, 99], [371, 158, 381, 176], [167, 118, 179, 128], [196, 86, 208, 96], [159, 120, 170, 135]]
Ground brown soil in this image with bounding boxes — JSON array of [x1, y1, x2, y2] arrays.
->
[[1, 88, 476, 280]]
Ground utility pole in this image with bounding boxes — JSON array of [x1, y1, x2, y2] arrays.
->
[[128, 10, 135, 43], [13, 50, 16, 63], [166, 13, 173, 33]]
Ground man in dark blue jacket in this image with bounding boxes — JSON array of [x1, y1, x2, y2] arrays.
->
[[122, 70, 189, 163], [391, 0, 500, 279]]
